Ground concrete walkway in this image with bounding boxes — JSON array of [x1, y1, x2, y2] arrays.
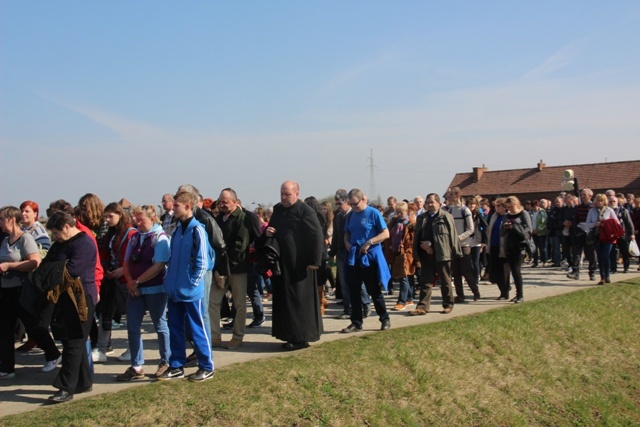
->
[[1, 265, 638, 418]]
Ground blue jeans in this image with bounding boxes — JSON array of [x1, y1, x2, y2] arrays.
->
[[337, 252, 370, 315], [396, 276, 412, 305], [597, 242, 614, 280], [126, 292, 170, 368], [533, 235, 548, 265], [247, 265, 265, 320]]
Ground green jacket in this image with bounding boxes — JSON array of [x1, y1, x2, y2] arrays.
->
[[414, 209, 462, 263], [534, 209, 549, 236]]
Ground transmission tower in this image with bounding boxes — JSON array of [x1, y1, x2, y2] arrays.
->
[[368, 148, 377, 202]]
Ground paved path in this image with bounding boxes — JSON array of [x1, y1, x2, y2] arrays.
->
[[1, 266, 639, 418]]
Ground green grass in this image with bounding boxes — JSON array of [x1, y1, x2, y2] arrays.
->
[[3, 278, 640, 426]]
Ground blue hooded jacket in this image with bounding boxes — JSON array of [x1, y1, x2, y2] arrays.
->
[[164, 217, 214, 302]]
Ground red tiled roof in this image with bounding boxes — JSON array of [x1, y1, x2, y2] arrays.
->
[[448, 160, 640, 196]]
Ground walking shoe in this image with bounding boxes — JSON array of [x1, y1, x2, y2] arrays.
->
[[589, 273, 595, 281], [92, 349, 107, 363], [226, 338, 243, 350], [393, 303, 406, 311], [441, 307, 453, 314], [473, 293, 481, 301], [282, 341, 310, 351], [363, 305, 371, 318], [118, 349, 131, 361], [341, 324, 363, 333], [156, 367, 184, 381], [409, 309, 428, 316], [454, 296, 466, 304], [105, 346, 114, 355], [248, 317, 266, 328], [567, 272, 579, 280], [212, 338, 224, 348], [0, 371, 16, 380], [188, 368, 214, 382], [41, 355, 62, 373], [598, 279, 605, 285], [185, 351, 198, 368], [155, 363, 170, 378], [336, 312, 351, 319], [116, 366, 145, 382], [513, 298, 524, 304], [380, 320, 391, 330], [16, 339, 37, 352], [47, 390, 73, 404], [605, 277, 612, 284]]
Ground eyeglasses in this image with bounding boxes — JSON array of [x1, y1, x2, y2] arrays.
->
[[348, 200, 361, 207]]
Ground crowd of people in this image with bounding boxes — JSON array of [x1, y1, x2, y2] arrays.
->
[[1, 182, 638, 404]]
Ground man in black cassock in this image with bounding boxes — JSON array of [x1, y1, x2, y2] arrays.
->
[[266, 180, 324, 350]]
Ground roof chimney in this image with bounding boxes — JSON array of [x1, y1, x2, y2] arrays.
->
[[473, 164, 488, 181], [537, 160, 546, 171]]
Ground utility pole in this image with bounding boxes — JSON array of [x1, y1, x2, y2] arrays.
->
[[368, 148, 376, 202]]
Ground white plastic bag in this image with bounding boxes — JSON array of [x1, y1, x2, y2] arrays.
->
[[629, 240, 640, 257]]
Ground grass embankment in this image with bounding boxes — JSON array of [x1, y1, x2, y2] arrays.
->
[[3, 279, 640, 427]]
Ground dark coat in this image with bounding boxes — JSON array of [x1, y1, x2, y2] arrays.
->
[[268, 200, 324, 343]]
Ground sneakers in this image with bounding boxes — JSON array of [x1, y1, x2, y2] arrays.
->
[[363, 305, 371, 318], [185, 351, 198, 368], [380, 319, 391, 330], [41, 355, 62, 372], [341, 323, 363, 333], [188, 368, 214, 382], [0, 371, 16, 380], [156, 367, 184, 381], [118, 349, 131, 361], [155, 363, 170, 378], [226, 338, 243, 350], [393, 303, 406, 311], [248, 317, 266, 328], [116, 366, 145, 382], [92, 349, 107, 363], [567, 272, 579, 280]]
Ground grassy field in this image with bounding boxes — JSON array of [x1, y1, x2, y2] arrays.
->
[[3, 278, 640, 427]]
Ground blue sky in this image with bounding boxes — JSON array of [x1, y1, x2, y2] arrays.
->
[[1, 1, 639, 210]]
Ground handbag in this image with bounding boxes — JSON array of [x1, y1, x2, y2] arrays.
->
[[629, 239, 640, 257], [391, 251, 407, 279], [599, 218, 624, 244]]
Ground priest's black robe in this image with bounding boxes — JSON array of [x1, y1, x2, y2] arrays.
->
[[269, 199, 324, 343]]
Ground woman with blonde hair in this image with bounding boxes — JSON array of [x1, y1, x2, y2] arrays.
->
[[586, 194, 620, 284], [500, 196, 532, 303], [117, 205, 171, 380]]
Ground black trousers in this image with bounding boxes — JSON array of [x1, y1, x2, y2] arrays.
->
[[21, 303, 60, 362], [53, 293, 95, 394], [490, 246, 510, 298], [346, 262, 389, 328], [505, 251, 525, 299]]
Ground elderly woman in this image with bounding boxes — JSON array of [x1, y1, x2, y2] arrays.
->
[[43, 211, 98, 403], [586, 194, 621, 284], [500, 196, 532, 304], [0, 206, 42, 380], [116, 205, 171, 381]]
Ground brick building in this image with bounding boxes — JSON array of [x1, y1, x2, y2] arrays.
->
[[447, 160, 640, 201]]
